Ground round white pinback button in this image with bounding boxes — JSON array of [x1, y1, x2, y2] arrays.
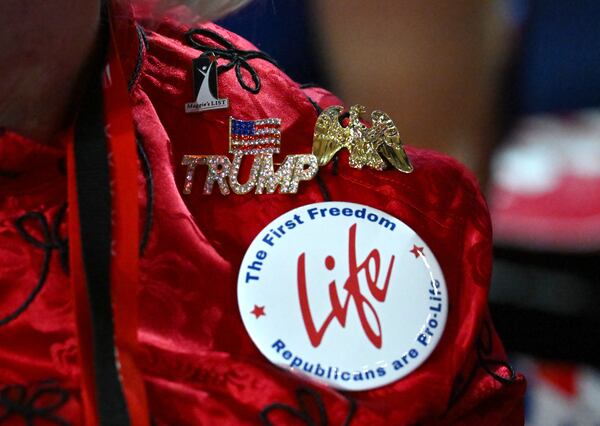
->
[[238, 202, 448, 391]]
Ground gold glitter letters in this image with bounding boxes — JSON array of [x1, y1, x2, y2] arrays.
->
[[182, 153, 318, 195], [182, 116, 319, 196]]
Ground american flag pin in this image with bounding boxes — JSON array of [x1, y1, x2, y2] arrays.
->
[[229, 117, 282, 156]]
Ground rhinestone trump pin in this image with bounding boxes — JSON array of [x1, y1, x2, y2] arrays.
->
[[181, 117, 318, 195]]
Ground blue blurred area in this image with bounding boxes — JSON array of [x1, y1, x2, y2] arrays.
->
[[219, 0, 600, 115], [515, 0, 600, 114], [506, 0, 530, 26], [216, 0, 325, 86]]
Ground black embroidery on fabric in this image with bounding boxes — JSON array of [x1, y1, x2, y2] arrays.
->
[[137, 23, 149, 50], [185, 28, 279, 94], [0, 380, 71, 425], [137, 136, 154, 255], [2, 136, 154, 326], [446, 319, 517, 410], [3, 151, 152, 323], [476, 320, 517, 385], [128, 24, 148, 92], [305, 96, 323, 116], [0, 138, 154, 326], [315, 174, 332, 202], [447, 361, 479, 410], [0, 204, 68, 327], [260, 387, 356, 426]]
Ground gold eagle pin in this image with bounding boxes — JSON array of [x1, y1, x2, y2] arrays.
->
[[312, 105, 413, 173]]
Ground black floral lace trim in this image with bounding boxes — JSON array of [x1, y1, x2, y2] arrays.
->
[[0, 205, 68, 327], [1, 137, 153, 327], [447, 319, 518, 410], [0, 380, 70, 425], [261, 387, 356, 426]]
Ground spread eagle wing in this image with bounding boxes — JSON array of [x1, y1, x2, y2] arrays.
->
[[312, 105, 347, 167], [370, 110, 413, 173]]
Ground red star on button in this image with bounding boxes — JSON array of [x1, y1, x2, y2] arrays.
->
[[410, 245, 425, 258], [251, 305, 266, 318]]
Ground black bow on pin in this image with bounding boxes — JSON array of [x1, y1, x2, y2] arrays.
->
[[260, 387, 356, 426], [185, 28, 278, 94], [0, 381, 70, 426], [0, 204, 68, 327]]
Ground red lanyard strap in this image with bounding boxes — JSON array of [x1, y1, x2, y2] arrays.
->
[[67, 1, 149, 424]]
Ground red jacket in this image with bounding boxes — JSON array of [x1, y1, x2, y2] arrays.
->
[[0, 7, 525, 425]]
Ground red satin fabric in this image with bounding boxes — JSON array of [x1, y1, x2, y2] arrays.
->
[[0, 9, 525, 426]]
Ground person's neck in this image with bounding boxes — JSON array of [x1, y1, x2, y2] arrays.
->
[[0, 1, 101, 144]]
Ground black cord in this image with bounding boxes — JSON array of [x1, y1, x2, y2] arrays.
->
[[476, 320, 517, 385], [137, 136, 154, 255], [446, 319, 517, 410], [1, 205, 68, 327], [0, 381, 70, 426], [260, 387, 356, 426], [137, 23, 149, 50], [305, 96, 323, 115], [127, 24, 148, 92], [185, 28, 278, 94], [299, 83, 321, 90], [315, 175, 331, 202], [332, 156, 339, 176]]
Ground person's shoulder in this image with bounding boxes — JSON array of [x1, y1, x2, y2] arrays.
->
[[134, 16, 487, 221]]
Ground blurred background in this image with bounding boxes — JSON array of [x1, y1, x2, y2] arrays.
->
[[218, 0, 600, 424]]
